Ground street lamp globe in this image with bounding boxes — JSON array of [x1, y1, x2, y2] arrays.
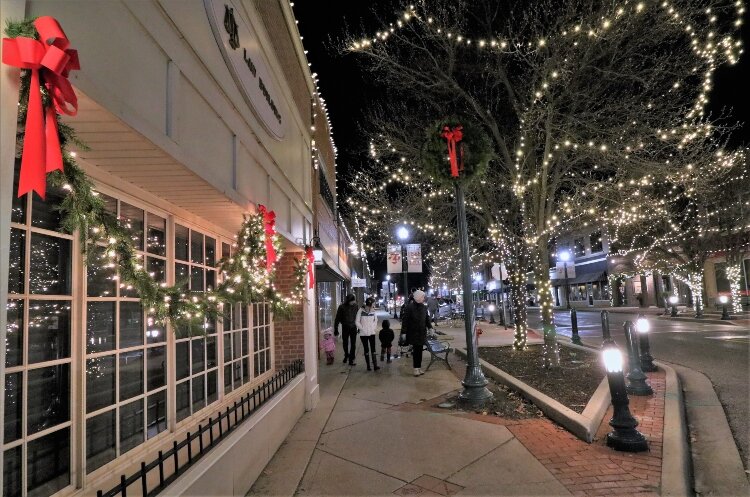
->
[[397, 226, 410, 240], [668, 295, 679, 305], [719, 295, 729, 304], [558, 250, 571, 262], [488, 304, 496, 312], [636, 317, 650, 333], [603, 348, 624, 373], [385, 275, 390, 281]]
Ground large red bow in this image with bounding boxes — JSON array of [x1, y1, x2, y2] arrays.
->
[[258, 205, 277, 271], [2, 16, 80, 199], [305, 246, 315, 289], [441, 125, 464, 178]]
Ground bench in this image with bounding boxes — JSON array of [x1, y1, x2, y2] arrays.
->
[[424, 339, 451, 371]]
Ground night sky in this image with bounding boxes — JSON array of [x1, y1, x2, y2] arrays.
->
[[292, 2, 750, 284]]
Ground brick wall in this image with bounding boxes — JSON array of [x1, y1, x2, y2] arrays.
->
[[274, 251, 306, 368]]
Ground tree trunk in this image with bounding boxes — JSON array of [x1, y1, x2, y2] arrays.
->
[[509, 264, 528, 351], [686, 271, 704, 317], [534, 240, 559, 368]]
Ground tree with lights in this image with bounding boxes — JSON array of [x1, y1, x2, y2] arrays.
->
[[345, 0, 744, 367]]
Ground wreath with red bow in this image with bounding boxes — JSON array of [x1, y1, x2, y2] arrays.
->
[[421, 118, 493, 186]]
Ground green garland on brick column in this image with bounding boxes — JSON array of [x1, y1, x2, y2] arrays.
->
[[5, 18, 307, 329]]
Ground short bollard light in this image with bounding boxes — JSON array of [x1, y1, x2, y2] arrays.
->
[[601, 310, 613, 345], [636, 316, 657, 372], [624, 321, 653, 395], [602, 346, 649, 452], [719, 295, 731, 320], [488, 304, 496, 324], [669, 295, 679, 317], [570, 308, 582, 345]]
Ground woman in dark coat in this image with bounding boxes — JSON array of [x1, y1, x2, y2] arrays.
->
[[401, 290, 432, 376]]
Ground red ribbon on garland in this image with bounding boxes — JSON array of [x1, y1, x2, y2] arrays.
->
[[440, 125, 464, 178], [305, 246, 315, 289], [2, 16, 80, 199], [258, 205, 277, 271]]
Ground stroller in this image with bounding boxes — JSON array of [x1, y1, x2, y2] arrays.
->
[[397, 329, 412, 357]]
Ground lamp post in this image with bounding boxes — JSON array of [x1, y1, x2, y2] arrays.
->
[[669, 295, 679, 317], [386, 275, 393, 317], [719, 295, 731, 320], [601, 310, 613, 345], [636, 315, 656, 372], [397, 226, 409, 318], [602, 345, 649, 452], [559, 251, 571, 310], [454, 182, 493, 407], [623, 321, 653, 395], [488, 304, 496, 324], [570, 308, 582, 345]]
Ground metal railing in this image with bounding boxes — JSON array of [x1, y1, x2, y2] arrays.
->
[[96, 359, 304, 497]]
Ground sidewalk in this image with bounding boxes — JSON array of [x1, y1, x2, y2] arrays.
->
[[249, 311, 671, 497]]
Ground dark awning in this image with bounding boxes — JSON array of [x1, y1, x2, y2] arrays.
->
[[315, 264, 346, 283], [553, 271, 607, 286]]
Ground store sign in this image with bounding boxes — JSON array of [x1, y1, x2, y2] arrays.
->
[[386, 244, 402, 273], [406, 244, 422, 273], [554, 262, 576, 280], [205, 1, 285, 139], [352, 278, 366, 288]]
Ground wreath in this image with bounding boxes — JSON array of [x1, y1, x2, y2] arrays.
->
[[421, 117, 494, 186], [3, 17, 309, 329]]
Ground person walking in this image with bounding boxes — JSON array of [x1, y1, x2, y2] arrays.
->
[[426, 293, 439, 327], [320, 330, 336, 365], [379, 319, 395, 363], [356, 298, 380, 371], [334, 294, 359, 366], [401, 290, 433, 376]]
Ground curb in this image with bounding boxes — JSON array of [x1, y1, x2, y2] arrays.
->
[[654, 361, 692, 497], [456, 345, 609, 443], [656, 315, 740, 326]]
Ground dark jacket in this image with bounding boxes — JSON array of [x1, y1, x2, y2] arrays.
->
[[334, 301, 359, 334], [401, 301, 432, 346], [378, 327, 395, 346]]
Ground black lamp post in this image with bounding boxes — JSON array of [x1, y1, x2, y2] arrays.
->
[[636, 315, 656, 372], [488, 303, 496, 324], [455, 182, 493, 407], [559, 251, 572, 310], [719, 295, 731, 320], [397, 226, 410, 319], [601, 310, 613, 345], [602, 345, 649, 452], [623, 321, 653, 395], [570, 308, 582, 345]]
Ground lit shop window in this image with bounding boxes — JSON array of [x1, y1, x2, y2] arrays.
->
[[5, 161, 73, 497], [84, 197, 168, 474], [174, 225, 219, 422]]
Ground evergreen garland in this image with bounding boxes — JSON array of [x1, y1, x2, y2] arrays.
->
[[421, 117, 494, 187], [5, 18, 307, 330]]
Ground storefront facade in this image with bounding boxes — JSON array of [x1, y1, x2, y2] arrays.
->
[[0, 1, 325, 495]]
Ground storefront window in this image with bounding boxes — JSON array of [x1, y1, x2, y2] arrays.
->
[[574, 238, 586, 258], [590, 230, 603, 253]]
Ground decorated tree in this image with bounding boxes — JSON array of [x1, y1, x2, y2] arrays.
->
[[344, 0, 744, 366]]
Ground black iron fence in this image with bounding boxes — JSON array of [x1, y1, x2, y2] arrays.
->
[[96, 359, 304, 497]]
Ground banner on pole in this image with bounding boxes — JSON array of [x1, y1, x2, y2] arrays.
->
[[406, 244, 422, 273], [352, 277, 366, 288], [386, 244, 402, 273], [554, 262, 576, 280], [491, 263, 508, 281]]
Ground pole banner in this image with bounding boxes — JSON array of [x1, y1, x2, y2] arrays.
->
[[406, 244, 422, 273], [386, 244, 402, 273]]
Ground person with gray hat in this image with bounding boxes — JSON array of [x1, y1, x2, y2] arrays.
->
[[401, 289, 433, 376]]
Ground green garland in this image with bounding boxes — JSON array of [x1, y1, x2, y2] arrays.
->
[[421, 117, 494, 186], [6, 18, 307, 329]]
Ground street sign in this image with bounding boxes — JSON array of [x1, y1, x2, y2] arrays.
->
[[387, 244, 402, 273], [554, 262, 576, 280], [406, 244, 422, 273], [352, 277, 366, 288], [491, 263, 508, 280]]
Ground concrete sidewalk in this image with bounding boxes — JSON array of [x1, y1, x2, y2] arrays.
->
[[249, 311, 677, 496]]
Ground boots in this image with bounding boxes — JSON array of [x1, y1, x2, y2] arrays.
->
[[386, 349, 392, 363], [372, 353, 380, 371], [365, 355, 371, 371], [380, 351, 385, 362]]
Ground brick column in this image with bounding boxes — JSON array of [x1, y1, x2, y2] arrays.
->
[[274, 251, 306, 368]]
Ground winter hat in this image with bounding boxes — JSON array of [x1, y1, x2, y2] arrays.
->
[[413, 290, 426, 303]]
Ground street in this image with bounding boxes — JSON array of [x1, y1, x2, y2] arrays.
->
[[527, 309, 749, 469]]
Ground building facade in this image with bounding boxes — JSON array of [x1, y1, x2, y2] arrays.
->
[[0, 1, 332, 495]]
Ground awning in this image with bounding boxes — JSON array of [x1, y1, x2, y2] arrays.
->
[[315, 264, 346, 283], [553, 271, 607, 286]]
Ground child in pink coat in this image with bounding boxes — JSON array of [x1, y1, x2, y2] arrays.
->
[[321, 330, 336, 365]]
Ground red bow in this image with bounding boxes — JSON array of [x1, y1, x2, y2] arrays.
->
[[441, 125, 464, 178], [305, 246, 316, 289], [258, 205, 277, 271], [2, 17, 80, 199]]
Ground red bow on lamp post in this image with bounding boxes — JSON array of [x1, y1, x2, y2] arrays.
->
[[441, 125, 464, 178], [258, 205, 277, 271], [305, 246, 315, 289], [2, 16, 80, 199]]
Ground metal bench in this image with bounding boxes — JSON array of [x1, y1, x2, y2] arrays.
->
[[424, 339, 451, 371]]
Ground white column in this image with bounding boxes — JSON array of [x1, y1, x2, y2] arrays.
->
[[303, 285, 319, 410], [0, 0, 29, 489]]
